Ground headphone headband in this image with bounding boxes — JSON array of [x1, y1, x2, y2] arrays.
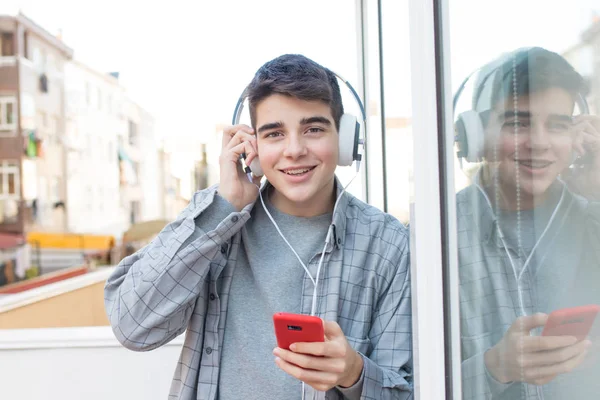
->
[[232, 71, 367, 126], [453, 48, 590, 115]]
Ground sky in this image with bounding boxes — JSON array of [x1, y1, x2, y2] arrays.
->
[[1, 0, 599, 170]]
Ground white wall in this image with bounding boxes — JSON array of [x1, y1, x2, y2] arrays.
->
[[0, 327, 183, 400]]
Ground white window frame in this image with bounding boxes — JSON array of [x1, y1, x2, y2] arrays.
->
[[0, 96, 17, 133], [407, 0, 457, 398], [0, 160, 20, 200]]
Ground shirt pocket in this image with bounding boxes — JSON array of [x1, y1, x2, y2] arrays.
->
[[346, 335, 372, 356]]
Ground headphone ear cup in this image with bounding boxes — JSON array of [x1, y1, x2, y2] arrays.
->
[[455, 110, 485, 163], [249, 157, 264, 177], [338, 114, 358, 166]]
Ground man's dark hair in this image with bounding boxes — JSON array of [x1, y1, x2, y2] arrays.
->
[[243, 54, 344, 131], [483, 47, 587, 112]]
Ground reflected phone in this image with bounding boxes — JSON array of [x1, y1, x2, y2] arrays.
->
[[273, 312, 324, 350], [541, 305, 600, 341]]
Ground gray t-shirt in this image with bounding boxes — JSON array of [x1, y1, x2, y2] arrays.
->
[[218, 192, 332, 400], [495, 189, 577, 313]]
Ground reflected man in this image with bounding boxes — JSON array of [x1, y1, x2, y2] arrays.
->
[[454, 47, 600, 399]]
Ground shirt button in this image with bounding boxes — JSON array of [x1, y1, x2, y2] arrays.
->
[[232, 216, 239, 223], [209, 293, 216, 301], [337, 238, 342, 245], [205, 347, 213, 355], [220, 244, 228, 254]]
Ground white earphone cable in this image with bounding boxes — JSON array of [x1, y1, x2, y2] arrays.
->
[[258, 164, 361, 316], [474, 170, 567, 317], [260, 165, 360, 400]]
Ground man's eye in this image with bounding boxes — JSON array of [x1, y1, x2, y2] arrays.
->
[[265, 131, 283, 138], [548, 123, 569, 132], [307, 127, 324, 134], [503, 120, 529, 129]]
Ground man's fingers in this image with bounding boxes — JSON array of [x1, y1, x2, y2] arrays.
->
[[274, 356, 338, 390], [221, 141, 257, 167], [509, 313, 548, 334], [273, 347, 344, 373], [221, 125, 254, 148], [290, 341, 343, 358], [573, 115, 600, 131], [223, 124, 254, 137], [224, 131, 257, 151], [323, 320, 344, 340], [581, 131, 600, 153], [523, 346, 589, 382], [522, 335, 578, 352], [522, 340, 591, 367]]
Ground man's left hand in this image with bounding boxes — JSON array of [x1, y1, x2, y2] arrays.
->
[[573, 115, 600, 170], [273, 320, 364, 392]]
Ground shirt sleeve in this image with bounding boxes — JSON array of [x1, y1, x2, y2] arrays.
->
[[336, 356, 365, 399], [104, 187, 250, 351], [359, 232, 413, 399], [461, 350, 515, 399]]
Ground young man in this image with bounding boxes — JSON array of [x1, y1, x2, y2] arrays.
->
[[105, 54, 413, 400], [456, 47, 600, 399]]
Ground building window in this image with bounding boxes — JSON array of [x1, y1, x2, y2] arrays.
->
[[0, 97, 17, 132], [0, 32, 15, 57], [0, 161, 20, 199], [128, 120, 138, 146], [85, 82, 91, 106]]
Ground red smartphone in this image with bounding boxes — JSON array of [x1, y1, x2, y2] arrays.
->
[[541, 304, 600, 341], [273, 312, 325, 350]]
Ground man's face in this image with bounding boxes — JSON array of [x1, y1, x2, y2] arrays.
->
[[484, 87, 576, 202], [255, 94, 338, 216]]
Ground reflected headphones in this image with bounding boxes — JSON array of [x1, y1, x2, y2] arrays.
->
[[232, 71, 367, 176], [452, 47, 590, 163]]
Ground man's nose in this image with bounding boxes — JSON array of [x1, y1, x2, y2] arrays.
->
[[526, 123, 551, 150], [283, 134, 308, 158]]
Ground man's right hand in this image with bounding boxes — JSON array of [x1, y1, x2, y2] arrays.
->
[[484, 313, 592, 386], [218, 124, 262, 211]]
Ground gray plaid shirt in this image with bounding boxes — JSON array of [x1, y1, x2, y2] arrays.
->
[[104, 179, 413, 400], [458, 181, 600, 399]]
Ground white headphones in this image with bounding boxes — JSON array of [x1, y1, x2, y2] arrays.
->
[[452, 47, 590, 163], [232, 71, 367, 176]]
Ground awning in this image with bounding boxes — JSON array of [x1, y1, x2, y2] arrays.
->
[[123, 220, 169, 243], [0, 233, 25, 250]]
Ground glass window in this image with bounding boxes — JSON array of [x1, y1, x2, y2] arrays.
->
[[444, 2, 600, 398], [0, 97, 17, 131], [0, 161, 19, 199], [5, 102, 13, 125], [0, 32, 15, 56]]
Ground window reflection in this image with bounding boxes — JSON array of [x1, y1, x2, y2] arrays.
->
[[453, 37, 600, 400]]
